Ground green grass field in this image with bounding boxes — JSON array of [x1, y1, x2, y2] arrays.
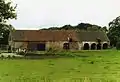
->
[[0, 50, 120, 82]]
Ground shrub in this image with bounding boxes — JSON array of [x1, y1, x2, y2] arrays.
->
[[7, 55, 11, 58], [116, 42, 120, 50], [46, 48, 57, 56], [55, 51, 75, 57], [17, 51, 26, 55], [8, 46, 12, 53], [8, 50, 12, 53], [1, 55, 4, 58], [25, 51, 42, 56], [12, 55, 15, 58]]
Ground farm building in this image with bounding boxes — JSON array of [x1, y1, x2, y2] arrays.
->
[[9, 30, 110, 51]]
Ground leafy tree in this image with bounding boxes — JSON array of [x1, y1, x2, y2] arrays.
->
[[41, 23, 103, 31], [75, 23, 92, 30], [107, 16, 120, 46], [87, 26, 99, 31], [61, 25, 74, 30], [0, 0, 17, 22], [116, 41, 120, 50], [0, 0, 17, 44], [100, 26, 108, 33], [0, 23, 15, 44]]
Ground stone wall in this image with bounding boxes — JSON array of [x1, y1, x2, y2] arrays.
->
[[69, 42, 79, 50], [13, 42, 28, 49], [10, 41, 109, 51], [11, 41, 80, 51], [47, 41, 79, 50], [46, 41, 66, 50]]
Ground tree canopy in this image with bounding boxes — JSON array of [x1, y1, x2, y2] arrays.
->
[[0, 0, 17, 45], [107, 16, 120, 46], [0, 0, 17, 22], [41, 23, 107, 32]]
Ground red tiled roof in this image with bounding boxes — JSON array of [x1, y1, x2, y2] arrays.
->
[[12, 30, 79, 41], [11, 30, 109, 42]]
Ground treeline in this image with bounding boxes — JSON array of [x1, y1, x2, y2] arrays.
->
[[41, 23, 108, 33], [41, 16, 120, 48]]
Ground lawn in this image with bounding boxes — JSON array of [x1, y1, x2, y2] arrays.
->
[[0, 50, 120, 82]]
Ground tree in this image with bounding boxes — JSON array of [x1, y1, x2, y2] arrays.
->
[[0, 0, 17, 44], [61, 25, 74, 30], [0, 23, 15, 45], [101, 26, 108, 33], [87, 26, 99, 31], [41, 23, 103, 31], [107, 16, 120, 46], [75, 23, 92, 30], [0, 0, 17, 22]]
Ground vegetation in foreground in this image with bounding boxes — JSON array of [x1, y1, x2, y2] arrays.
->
[[0, 50, 119, 82]]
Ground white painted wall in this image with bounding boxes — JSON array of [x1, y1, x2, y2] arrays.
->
[[82, 41, 110, 50]]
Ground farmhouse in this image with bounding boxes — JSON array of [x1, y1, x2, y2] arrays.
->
[[9, 30, 110, 51]]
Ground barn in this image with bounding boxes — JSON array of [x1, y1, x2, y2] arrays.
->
[[9, 30, 110, 51]]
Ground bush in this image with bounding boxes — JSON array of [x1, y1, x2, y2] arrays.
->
[[8, 46, 12, 53], [1, 55, 4, 58], [45, 48, 58, 56], [25, 52, 40, 56], [17, 51, 26, 55], [12, 55, 15, 58], [7, 55, 11, 58], [116, 42, 120, 50]]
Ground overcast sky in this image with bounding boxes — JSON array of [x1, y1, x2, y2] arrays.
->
[[10, 0, 120, 30]]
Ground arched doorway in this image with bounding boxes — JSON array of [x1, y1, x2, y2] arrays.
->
[[97, 43, 101, 50], [83, 43, 89, 50], [103, 43, 108, 49], [63, 43, 69, 50], [91, 43, 96, 50]]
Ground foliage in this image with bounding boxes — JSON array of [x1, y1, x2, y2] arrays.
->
[[116, 41, 120, 50], [102, 26, 108, 33], [0, 23, 15, 45], [0, 0, 17, 45], [17, 51, 26, 55], [45, 48, 57, 55], [87, 26, 99, 31], [41, 23, 108, 32], [8, 46, 12, 53], [0, 0, 17, 22], [24, 52, 40, 56], [107, 16, 120, 46]]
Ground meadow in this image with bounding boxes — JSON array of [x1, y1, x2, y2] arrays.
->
[[0, 50, 120, 82]]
